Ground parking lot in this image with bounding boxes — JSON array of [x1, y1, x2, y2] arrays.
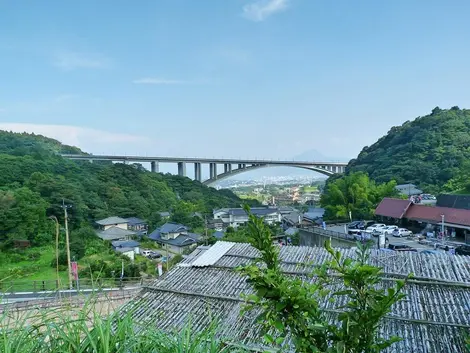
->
[[326, 225, 437, 251]]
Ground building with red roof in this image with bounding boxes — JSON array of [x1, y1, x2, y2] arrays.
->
[[375, 198, 470, 244]]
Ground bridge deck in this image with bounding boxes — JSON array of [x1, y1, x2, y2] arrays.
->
[[61, 154, 348, 167]]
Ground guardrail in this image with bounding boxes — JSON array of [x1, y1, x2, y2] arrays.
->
[[301, 226, 358, 242], [0, 277, 152, 294], [0, 288, 140, 312]]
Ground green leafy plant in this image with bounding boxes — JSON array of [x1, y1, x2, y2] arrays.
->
[[239, 205, 410, 353]]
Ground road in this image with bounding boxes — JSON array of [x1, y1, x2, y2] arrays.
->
[[326, 225, 437, 251], [0, 287, 142, 304]]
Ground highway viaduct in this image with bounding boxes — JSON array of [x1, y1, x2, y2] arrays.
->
[[61, 154, 348, 185]]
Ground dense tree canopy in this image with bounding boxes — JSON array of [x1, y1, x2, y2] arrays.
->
[[0, 131, 255, 245], [320, 172, 399, 220], [347, 107, 470, 193]]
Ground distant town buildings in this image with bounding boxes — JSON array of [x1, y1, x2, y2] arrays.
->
[[213, 207, 282, 228]]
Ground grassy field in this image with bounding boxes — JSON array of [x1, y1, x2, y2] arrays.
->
[[301, 186, 318, 193]]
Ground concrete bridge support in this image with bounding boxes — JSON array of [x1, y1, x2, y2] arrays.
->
[[150, 161, 159, 173], [177, 162, 186, 177], [224, 163, 232, 173], [209, 163, 218, 179], [194, 163, 202, 181]]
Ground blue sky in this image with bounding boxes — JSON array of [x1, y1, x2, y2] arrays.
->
[[1, 0, 470, 164]]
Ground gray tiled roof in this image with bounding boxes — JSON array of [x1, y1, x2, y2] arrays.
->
[[228, 207, 279, 217], [159, 222, 188, 234], [284, 227, 298, 236], [125, 217, 146, 226], [111, 240, 140, 248], [96, 226, 135, 241], [96, 216, 129, 226], [121, 243, 470, 352], [282, 211, 302, 225]]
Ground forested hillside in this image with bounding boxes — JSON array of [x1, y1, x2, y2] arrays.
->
[[0, 131, 248, 242], [347, 107, 470, 193]]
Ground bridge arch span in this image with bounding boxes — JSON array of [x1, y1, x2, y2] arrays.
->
[[202, 164, 335, 186]]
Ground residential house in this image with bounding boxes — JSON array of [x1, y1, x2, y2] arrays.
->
[[395, 183, 422, 196], [213, 207, 281, 228], [158, 211, 171, 219], [148, 222, 202, 254], [96, 227, 136, 242], [302, 207, 325, 226], [96, 216, 129, 231], [125, 217, 148, 236], [281, 211, 302, 229], [111, 240, 141, 261], [119, 241, 470, 352], [207, 218, 224, 231], [95, 216, 136, 241]]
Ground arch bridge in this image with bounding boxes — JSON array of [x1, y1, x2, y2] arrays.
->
[[61, 154, 348, 185]]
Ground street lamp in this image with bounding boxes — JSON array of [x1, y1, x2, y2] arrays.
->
[[441, 214, 445, 243], [49, 215, 61, 298]]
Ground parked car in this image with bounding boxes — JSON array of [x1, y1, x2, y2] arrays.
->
[[455, 245, 470, 256], [366, 223, 386, 232], [348, 228, 362, 235], [141, 250, 152, 257], [148, 252, 162, 259], [388, 244, 417, 252], [382, 225, 398, 235], [348, 221, 362, 229], [391, 228, 413, 238], [364, 221, 376, 229], [371, 230, 382, 237]]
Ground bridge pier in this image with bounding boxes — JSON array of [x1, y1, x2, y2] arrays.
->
[[224, 163, 232, 173], [209, 163, 218, 179], [177, 162, 186, 177], [151, 161, 159, 173], [194, 163, 201, 181]]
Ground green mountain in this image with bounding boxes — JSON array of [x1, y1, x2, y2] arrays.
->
[[347, 107, 470, 193], [0, 130, 251, 243]]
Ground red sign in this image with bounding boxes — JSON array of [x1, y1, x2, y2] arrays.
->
[[71, 261, 78, 280]]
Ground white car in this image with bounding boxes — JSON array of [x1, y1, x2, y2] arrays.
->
[[382, 225, 399, 235], [392, 228, 413, 237], [366, 223, 386, 232]]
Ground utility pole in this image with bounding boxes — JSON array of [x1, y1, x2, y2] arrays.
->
[[441, 214, 445, 244], [62, 200, 73, 290], [165, 243, 169, 272], [205, 216, 208, 246], [49, 216, 61, 299]]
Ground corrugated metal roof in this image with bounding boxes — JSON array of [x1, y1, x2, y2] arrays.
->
[[120, 242, 470, 352], [189, 241, 236, 267]]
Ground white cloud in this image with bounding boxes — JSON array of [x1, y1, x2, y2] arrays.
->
[[133, 78, 194, 85], [0, 123, 151, 153], [242, 0, 289, 22], [53, 51, 110, 70]]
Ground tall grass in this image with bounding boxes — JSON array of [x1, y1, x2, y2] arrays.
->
[[0, 296, 248, 353]]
